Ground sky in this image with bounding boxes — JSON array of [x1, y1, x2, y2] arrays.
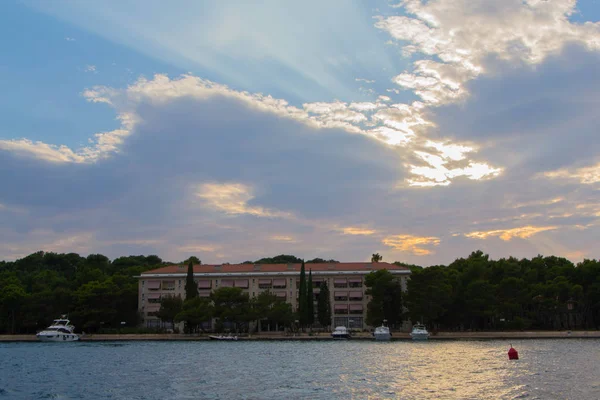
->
[[1, 0, 599, 265]]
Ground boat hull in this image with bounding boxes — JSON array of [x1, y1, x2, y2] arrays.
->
[[410, 333, 429, 340], [36, 332, 79, 342], [331, 334, 351, 339], [208, 335, 238, 341], [374, 332, 391, 341]]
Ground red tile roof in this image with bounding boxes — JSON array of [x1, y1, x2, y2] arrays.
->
[[141, 262, 409, 275]]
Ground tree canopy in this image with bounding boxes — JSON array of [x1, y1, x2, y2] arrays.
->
[[1, 250, 600, 334]]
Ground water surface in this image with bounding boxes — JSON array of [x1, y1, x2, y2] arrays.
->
[[1, 339, 598, 399]]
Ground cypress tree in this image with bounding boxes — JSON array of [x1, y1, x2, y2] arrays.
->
[[298, 260, 307, 326], [317, 281, 332, 329], [184, 260, 198, 300], [306, 269, 314, 326]]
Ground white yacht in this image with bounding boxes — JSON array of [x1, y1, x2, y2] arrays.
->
[[36, 316, 79, 342], [331, 326, 351, 339], [410, 323, 429, 340], [373, 320, 391, 341]]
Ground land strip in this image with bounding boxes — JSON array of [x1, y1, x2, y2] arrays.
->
[[2, 331, 599, 342]]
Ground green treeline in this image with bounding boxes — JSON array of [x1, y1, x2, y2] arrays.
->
[[1, 250, 599, 334], [0, 252, 161, 334], [402, 251, 600, 331]]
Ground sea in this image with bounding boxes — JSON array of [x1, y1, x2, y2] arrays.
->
[[1, 339, 598, 399]]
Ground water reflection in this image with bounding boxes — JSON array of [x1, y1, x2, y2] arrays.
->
[[1, 339, 598, 399]]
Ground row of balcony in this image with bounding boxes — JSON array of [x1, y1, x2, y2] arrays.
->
[[143, 278, 364, 291]]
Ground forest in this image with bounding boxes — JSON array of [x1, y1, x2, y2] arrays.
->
[[1, 250, 599, 334]]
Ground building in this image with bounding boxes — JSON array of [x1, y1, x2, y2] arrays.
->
[[138, 262, 411, 331]]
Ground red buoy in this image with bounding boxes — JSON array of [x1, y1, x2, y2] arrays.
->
[[508, 346, 519, 360]]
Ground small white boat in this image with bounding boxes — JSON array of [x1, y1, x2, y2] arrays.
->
[[36, 316, 79, 342], [208, 334, 238, 341], [331, 326, 351, 339], [374, 321, 391, 341], [410, 323, 429, 340]]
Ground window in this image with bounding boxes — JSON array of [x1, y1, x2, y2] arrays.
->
[[333, 279, 347, 288], [258, 279, 272, 289], [334, 291, 348, 301], [348, 278, 362, 288], [273, 279, 286, 289], [348, 291, 363, 301]]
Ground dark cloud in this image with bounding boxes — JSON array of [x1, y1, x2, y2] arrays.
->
[[430, 45, 600, 174]]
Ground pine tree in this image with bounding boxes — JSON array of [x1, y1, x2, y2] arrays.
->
[[184, 260, 198, 300], [317, 281, 332, 329], [297, 260, 307, 327], [306, 269, 314, 326]]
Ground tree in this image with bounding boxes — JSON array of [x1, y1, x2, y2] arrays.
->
[[269, 301, 294, 329], [317, 281, 332, 329], [371, 253, 382, 263], [297, 260, 307, 327], [252, 291, 278, 331], [183, 256, 201, 265], [184, 260, 198, 300], [405, 266, 452, 329], [157, 295, 183, 329], [306, 258, 339, 263], [306, 269, 314, 327], [0, 283, 29, 333], [175, 297, 213, 333], [211, 287, 251, 332], [365, 269, 403, 327], [254, 254, 303, 264], [251, 291, 294, 331]]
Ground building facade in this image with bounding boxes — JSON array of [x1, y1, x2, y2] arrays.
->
[[138, 262, 411, 331]]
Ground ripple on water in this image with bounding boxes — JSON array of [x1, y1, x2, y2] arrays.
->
[[0, 339, 599, 399]]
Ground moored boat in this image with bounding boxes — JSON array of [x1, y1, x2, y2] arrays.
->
[[208, 334, 238, 341], [410, 323, 429, 340], [374, 320, 391, 341], [36, 315, 79, 342], [331, 326, 351, 339]]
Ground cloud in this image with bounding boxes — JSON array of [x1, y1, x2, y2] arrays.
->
[[177, 245, 219, 253], [84, 65, 97, 73], [338, 227, 377, 236], [382, 234, 441, 256], [3, 1, 600, 266], [193, 183, 292, 219], [465, 225, 558, 241], [270, 235, 297, 243], [376, 0, 600, 105], [545, 162, 600, 184], [65, 37, 76, 42]]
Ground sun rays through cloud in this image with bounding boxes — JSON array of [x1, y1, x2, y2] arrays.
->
[[1, 0, 600, 263]]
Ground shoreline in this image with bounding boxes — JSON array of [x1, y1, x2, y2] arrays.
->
[[1, 331, 599, 342]]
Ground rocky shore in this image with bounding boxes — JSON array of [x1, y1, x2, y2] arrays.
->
[[2, 331, 599, 342]]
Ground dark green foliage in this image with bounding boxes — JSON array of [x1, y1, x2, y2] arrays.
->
[[252, 291, 294, 330], [1, 250, 600, 334], [317, 281, 332, 328], [306, 258, 339, 263], [365, 269, 403, 327], [182, 256, 201, 265], [297, 260, 307, 326], [306, 270, 314, 326], [253, 254, 303, 264], [0, 252, 158, 334], [371, 253, 382, 263], [175, 297, 213, 333], [184, 261, 198, 300], [157, 295, 183, 329], [210, 287, 251, 332]]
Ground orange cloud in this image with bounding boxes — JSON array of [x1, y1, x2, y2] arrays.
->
[[465, 225, 557, 241], [382, 234, 440, 255]]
